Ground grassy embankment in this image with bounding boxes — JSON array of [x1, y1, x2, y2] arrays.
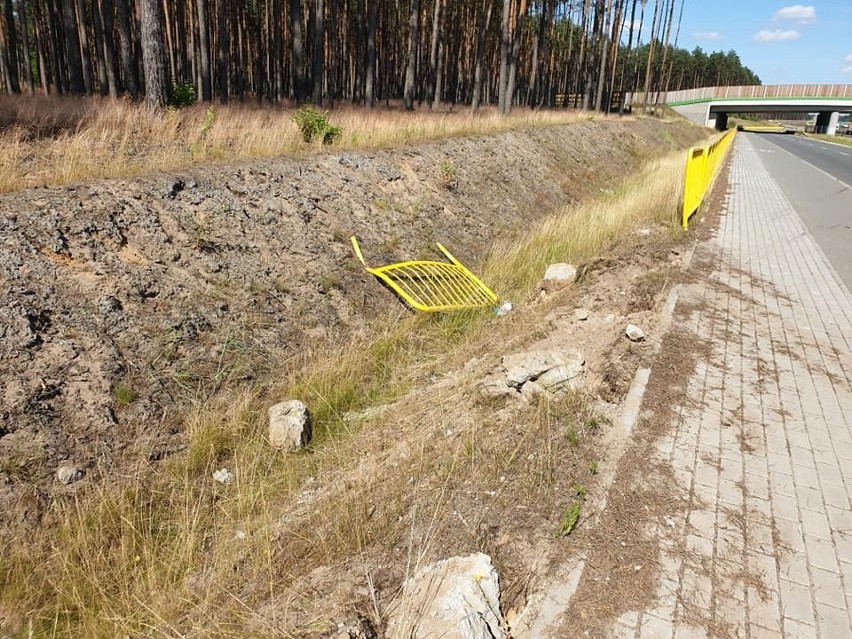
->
[[807, 132, 852, 147], [0, 95, 599, 193], [0, 99, 696, 638]]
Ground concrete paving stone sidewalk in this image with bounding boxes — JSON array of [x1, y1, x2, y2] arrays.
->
[[612, 135, 852, 638]]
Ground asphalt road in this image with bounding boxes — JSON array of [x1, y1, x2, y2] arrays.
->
[[745, 132, 852, 291], [756, 133, 852, 186]]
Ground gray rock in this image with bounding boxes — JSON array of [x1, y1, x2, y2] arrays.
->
[[543, 263, 578, 287], [386, 552, 504, 639], [503, 351, 566, 388], [268, 400, 312, 451], [56, 464, 83, 485], [537, 361, 585, 392], [520, 380, 546, 402], [574, 308, 589, 321], [477, 375, 516, 401], [503, 350, 584, 389], [212, 468, 233, 484], [334, 615, 378, 639], [626, 324, 646, 342]]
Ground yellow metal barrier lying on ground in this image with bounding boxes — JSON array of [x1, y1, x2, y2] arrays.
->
[[351, 236, 498, 312], [682, 129, 736, 229]]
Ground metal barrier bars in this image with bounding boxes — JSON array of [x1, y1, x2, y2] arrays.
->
[[682, 129, 736, 230], [350, 237, 498, 312]]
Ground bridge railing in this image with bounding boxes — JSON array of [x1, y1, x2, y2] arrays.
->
[[626, 84, 852, 105], [682, 129, 736, 230]]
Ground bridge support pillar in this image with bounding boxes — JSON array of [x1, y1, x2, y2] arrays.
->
[[815, 111, 840, 135]]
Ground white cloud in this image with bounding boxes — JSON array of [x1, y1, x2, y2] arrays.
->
[[845, 54, 852, 63], [694, 31, 724, 41], [752, 29, 801, 42], [843, 67, 852, 74], [771, 5, 816, 24]]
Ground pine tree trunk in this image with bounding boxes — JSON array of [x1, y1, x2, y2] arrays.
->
[[17, 0, 34, 92], [364, 0, 376, 108], [33, 0, 51, 93], [652, 0, 673, 111], [116, 0, 139, 96], [217, 0, 229, 102], [139, 0, 168, 107], [92, 0, 110, 94], [593, 0, 612, 111], [505, 0, 527, 113], [618, 0, 637, 102], [642, 0, 660, 109], [96, 0, 116, 96], [290, 0, 305, 103], [402, 0, 419, 110], [0, 19, 9, 93], [471, 0, 493, 111], [44, 0, 65, 94], [427, 0, 440, 105], [272, 0, 282, 100], [196, 0, 211, 100], [2, 0, 20, 92], [432, 20, 443, 109], [61, 0, 85, 93], [74, 0, 93, 93], [312, 0, 323, 104], [497, 0, 511, 113]]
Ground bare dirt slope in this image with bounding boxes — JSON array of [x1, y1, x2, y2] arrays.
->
[[0, 117, 703, 528]]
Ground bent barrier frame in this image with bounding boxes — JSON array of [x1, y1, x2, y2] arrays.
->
[[350, 236, 498, 312], [682, 129, 736, 230]]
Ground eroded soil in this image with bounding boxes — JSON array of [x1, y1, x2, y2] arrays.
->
[[0, 118, 703, 529]]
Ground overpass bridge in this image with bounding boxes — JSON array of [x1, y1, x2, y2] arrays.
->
[[625, 85, 852, 133]]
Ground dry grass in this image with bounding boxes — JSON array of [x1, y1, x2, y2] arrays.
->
[[0, 143, 689, 637], [0, 95, 595, 193], [484, 152, 685, 297]]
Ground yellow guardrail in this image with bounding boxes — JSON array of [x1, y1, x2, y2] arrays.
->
[[682, 129, 736, 229], [351, 236, 498, 312]]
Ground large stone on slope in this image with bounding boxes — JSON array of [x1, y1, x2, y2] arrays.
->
[[543, 263, 578, 286], [537, 361, 585, 392], [386, 552, 504, 639], [502, 350, 584, 389], [268, 400, 312, 451], [625, 324, 646, 342]]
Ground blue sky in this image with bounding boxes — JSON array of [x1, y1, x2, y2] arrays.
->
[[635, 2, 852, 85]]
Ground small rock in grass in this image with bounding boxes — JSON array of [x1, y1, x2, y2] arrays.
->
[[626, 324, 646, 342], [212, 468, 233, 484], [56, 464, 83, 485], [493, 300, 513, 317], [574, 308, 589, 321], [543, 263, 578, 287], [269, 400, 312, 451]]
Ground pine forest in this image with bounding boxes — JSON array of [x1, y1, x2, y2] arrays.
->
[[0, 0, 760, 111]]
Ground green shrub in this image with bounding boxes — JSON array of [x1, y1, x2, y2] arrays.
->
[[292, 106, 342, 144], [169, 83, 197, 108]]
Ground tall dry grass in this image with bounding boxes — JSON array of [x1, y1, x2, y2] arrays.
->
[[0, 95, 595, 193], [484, 152, 685, 295], [0, 141, 688, 637]]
